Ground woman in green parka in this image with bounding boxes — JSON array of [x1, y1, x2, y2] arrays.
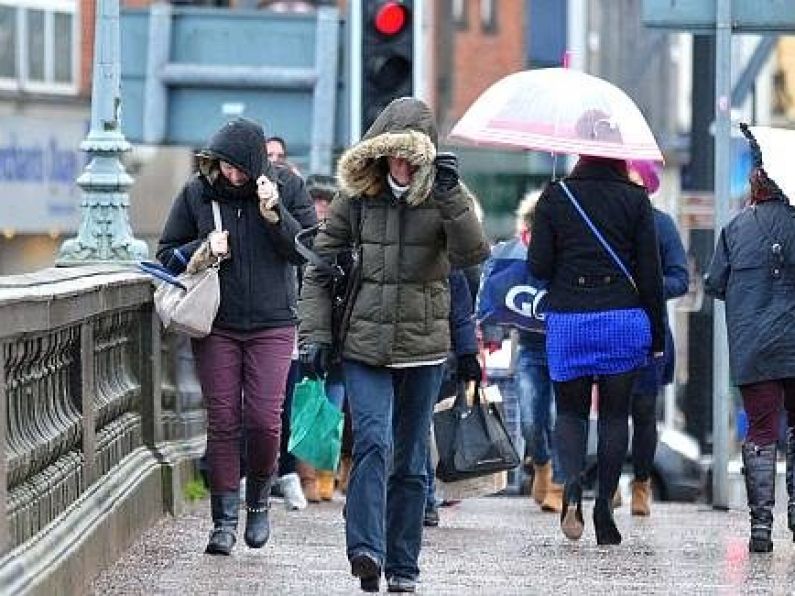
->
[[298, 97, 488, 593]]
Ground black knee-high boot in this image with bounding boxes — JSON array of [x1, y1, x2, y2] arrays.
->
[[742, 442, 777, 553]]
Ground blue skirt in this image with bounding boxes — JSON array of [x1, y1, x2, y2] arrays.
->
[[545, 308, 651, 382]]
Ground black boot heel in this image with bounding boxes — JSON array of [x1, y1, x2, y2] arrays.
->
[[593, 498, 622, 545]]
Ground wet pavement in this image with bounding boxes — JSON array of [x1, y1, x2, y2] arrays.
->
[[91, 494, 794, 595]]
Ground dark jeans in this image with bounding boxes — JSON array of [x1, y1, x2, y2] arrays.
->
[[740, 378, 795, 446], [193, 326, 294, 493], [631, 392, 657, 482], [517, 346, 563, 483], [278, 360, 301, 477], [554, 371, 637, 500], [343, 360, 444, 581]]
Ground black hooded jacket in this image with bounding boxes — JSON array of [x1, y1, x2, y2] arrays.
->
[[157, 117, 317, 331]]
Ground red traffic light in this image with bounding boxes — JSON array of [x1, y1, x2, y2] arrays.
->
[[374, 1, 408, 36]]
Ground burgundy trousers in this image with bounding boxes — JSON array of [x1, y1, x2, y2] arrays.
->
[[740, 378, 795, 446], [193, 326, 294, 493]]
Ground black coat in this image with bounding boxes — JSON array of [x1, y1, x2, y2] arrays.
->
[[705, 199, 795, 386], [157, 118, 317, 332], [529, 159, 665, 352]]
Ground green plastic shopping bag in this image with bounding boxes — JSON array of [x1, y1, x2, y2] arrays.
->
[[288, 377, 344, 471]]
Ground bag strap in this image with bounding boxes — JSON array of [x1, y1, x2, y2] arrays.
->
[[138, 260, 188, 290], [211, 200, 222, 232], [295, 224, 345, 278], [558, 181, 638, 293], [292, 199, 364, 278]]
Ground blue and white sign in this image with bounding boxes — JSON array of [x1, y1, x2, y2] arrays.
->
[[0, 115, 87, 233]]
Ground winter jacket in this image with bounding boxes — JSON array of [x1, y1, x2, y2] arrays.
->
[[298, 98, 489, 366], [529, 158, 665, 352], [157, 117, 317, 332], [634, 208, 689, 394], [705, 199, 795, 386]]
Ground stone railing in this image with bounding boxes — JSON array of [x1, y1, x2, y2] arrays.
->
[[0, 266, 206, 595]]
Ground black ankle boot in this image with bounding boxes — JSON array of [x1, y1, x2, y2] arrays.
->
[[244, 476, 273, 548], [593, 498, 622, 545], [785, 428, 795, 540], [742, 442, 776, 553], [560, 480, 584, 540], [350, 552, 381, 593], [206, 492, 239, 555]]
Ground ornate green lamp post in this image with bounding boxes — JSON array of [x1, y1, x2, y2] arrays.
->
[[57, 0, 148, 265]]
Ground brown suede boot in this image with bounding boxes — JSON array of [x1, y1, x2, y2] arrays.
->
[[531, 462, 552, 505], [540, 482, 563, 513], [631, 479, 652, 516], [337, 455, 353, 494], [297, 461, 320, 503], [317, 470, 335, 501]]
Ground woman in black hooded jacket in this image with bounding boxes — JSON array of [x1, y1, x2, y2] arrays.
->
[[157, 117, 316, 555]]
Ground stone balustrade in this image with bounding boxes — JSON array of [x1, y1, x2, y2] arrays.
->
[[0, 265, 206, 594]]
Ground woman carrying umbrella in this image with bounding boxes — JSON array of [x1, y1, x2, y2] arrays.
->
[[528, 111, 664, 545], [451, 68, 666, 545]]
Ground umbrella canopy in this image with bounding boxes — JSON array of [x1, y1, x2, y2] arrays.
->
[[748, 125, 795, 202], [449, 68, 663, 163]]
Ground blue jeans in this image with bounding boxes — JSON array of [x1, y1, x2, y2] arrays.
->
[[343, 359, 444, 581], [516, 345, 564, 484]]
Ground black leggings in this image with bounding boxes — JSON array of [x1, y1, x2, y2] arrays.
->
[[631, 392, 657, 482], [554, 371, 637, 500]]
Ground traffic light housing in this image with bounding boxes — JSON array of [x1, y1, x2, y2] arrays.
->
[[359, 0, 415, 135]]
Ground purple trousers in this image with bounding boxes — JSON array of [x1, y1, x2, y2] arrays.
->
[[740, 378, 795, 446], [193, 326, 294, 493]]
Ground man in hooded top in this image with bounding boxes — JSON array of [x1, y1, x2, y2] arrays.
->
[[299, 98, 489, 593], [157, 117, 316, 556]]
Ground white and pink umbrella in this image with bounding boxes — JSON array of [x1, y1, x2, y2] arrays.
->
[[449, 68, 664, 163]]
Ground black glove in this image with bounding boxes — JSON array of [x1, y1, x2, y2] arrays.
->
[[433, 151, 459, 194], [299, 343, 331, 379], [456, 353, 482, 383]]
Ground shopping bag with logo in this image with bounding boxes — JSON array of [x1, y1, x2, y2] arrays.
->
[[288, 377, 344, 472], [475, 238, 547, 333]]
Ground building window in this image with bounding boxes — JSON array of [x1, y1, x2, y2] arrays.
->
[[0, 1, 78, 94], [452, 0, 468, 30], [480, 0, 497, 34], [0, 5, 16, 78]]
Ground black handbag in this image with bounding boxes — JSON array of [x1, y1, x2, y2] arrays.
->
[[295, 201, 363, 362], [434, 382, 520, 483]]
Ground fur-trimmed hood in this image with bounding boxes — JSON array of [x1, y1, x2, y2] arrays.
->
[[337, 97, 438, 206]]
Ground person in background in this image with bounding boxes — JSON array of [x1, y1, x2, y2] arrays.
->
[[157, 117, 316, 555], [299, 97, 489, 593], [267, 136, 302, 176], [619, 160, 689, 516], [482, 191, 563, 513], [305, 173, 348, 501], [530, 150, 664, 547], [257, 134, 311, 510], [705, 124, 795, 553]]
